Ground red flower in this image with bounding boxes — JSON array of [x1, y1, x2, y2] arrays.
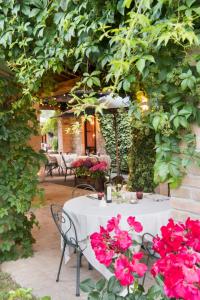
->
[[151, 218, 200, 300], [114, 255, 134, 286], [127, 216, 143, 233], [107, 214, 121, 232]]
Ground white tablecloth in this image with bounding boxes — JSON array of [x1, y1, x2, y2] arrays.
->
[[62, 195, 171, 279]]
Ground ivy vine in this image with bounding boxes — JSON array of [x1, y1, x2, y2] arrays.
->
[[99, 112, 132, 172]]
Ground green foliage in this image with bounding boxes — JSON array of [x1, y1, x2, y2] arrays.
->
[[0, 75, 44, 262], [41, 116, 58, 136], [128, 116, 156, 192], [80, 276, 166, 300], [0, 2, 199, 264], [99, 113, 132, 172]]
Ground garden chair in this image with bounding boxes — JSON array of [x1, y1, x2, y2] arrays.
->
[[141, 232, 158, 286], [61, 154, 76, 182], [71, 183, 96, 198], [45, 154, 58, 176], [51, 204, 91, 296]]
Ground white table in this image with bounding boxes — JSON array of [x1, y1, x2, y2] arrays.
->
[[62, 194, 171, 279]]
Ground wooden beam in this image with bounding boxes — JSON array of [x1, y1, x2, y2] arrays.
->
[[39, 77, 80, 98]]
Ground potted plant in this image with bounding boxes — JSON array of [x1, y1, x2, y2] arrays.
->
[[71, 158, 108, 190], [89, 161, 108, 191]]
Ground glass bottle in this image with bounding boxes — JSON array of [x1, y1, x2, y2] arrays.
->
[[104, 176, 112, 203]]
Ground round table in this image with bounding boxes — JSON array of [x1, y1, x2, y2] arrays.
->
[[63, 194, 171, 279]]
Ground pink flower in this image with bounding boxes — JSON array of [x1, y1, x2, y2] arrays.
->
[[107, 214, 121, 232], [95, 249, 114, 267], [89, 161, 108, 172], [114, 230, 132, 251], [114, 255, 134, 286], [151, 217, 200, 300], [127, 216, 143, 233]]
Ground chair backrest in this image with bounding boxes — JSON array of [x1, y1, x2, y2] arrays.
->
[[50, 204, 79, 248], [72, 184, 96, 198], [142, 232, 157, 258], [61, 154, 68, 169]]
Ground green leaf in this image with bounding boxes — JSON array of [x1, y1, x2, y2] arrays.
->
[[157, 162, 169, 181], [102, 292, 115, 300], [107, 276, 122, 294], [136, 59, 145, 73], [60, 0, 68, 11], [196, 61, 200, 74], [152, 116, 160, 131], [80, 279, 95, 293], [123, 80, 131, 91], [173, 117, 180, 129], [179, 116, 188, 128], [123, 0, 133, 8], [88, 291, 101, 300], [96, 278, 106, 291]]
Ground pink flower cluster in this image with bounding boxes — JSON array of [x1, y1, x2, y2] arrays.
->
[[90, 214, 147, 286], [152, 218, 200, 300], [71, 158, 93, 168], [71, 158, 107, 172], [89, 161, 108, 172]]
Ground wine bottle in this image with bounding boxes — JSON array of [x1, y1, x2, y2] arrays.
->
[[104, 177, 112, 203]]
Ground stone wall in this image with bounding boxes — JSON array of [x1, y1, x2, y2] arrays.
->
[[170, 124, 200, 221]]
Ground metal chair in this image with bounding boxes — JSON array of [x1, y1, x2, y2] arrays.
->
[[45, 155, 58, 176], [141, 232, 158, 286], [51, 204, 87, 296], [61, 154, 75, 182], [71, 183, 96, 198]]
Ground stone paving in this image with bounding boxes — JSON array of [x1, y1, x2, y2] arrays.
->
[[1, 182, 155, 300]]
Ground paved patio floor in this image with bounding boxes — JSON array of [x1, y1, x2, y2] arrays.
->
[[1, 182, 155, 300]]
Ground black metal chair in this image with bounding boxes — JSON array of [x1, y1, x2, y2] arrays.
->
[[45, 155, 58, 176], [71, 183, 96, 198], [61, 154, 75, 182], [51, 204, 87, 296], [141, 232, 158, 286]]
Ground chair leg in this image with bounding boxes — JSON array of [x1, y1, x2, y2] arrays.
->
[[142, 254, 150, 286], [76, 250, 81, 296], [56, 243, 66, 282]]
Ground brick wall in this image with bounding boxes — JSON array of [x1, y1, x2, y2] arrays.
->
[[170, 124, 200, 221]]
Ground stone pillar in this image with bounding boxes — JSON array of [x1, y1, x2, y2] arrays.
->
[[170, 124, 200, 221], [58, 116, 84, 154]]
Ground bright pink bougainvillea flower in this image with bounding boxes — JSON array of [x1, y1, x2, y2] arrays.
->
[[90, 214, 146, 286], [152, 218, 200, 300]]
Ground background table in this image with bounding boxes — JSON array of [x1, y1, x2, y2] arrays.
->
[[63, 195, 171, 279]]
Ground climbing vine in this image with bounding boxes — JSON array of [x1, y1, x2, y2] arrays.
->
[[99, 112, 132, 172], [128, 116, 156, 192], [0, 70, 43, 261]]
